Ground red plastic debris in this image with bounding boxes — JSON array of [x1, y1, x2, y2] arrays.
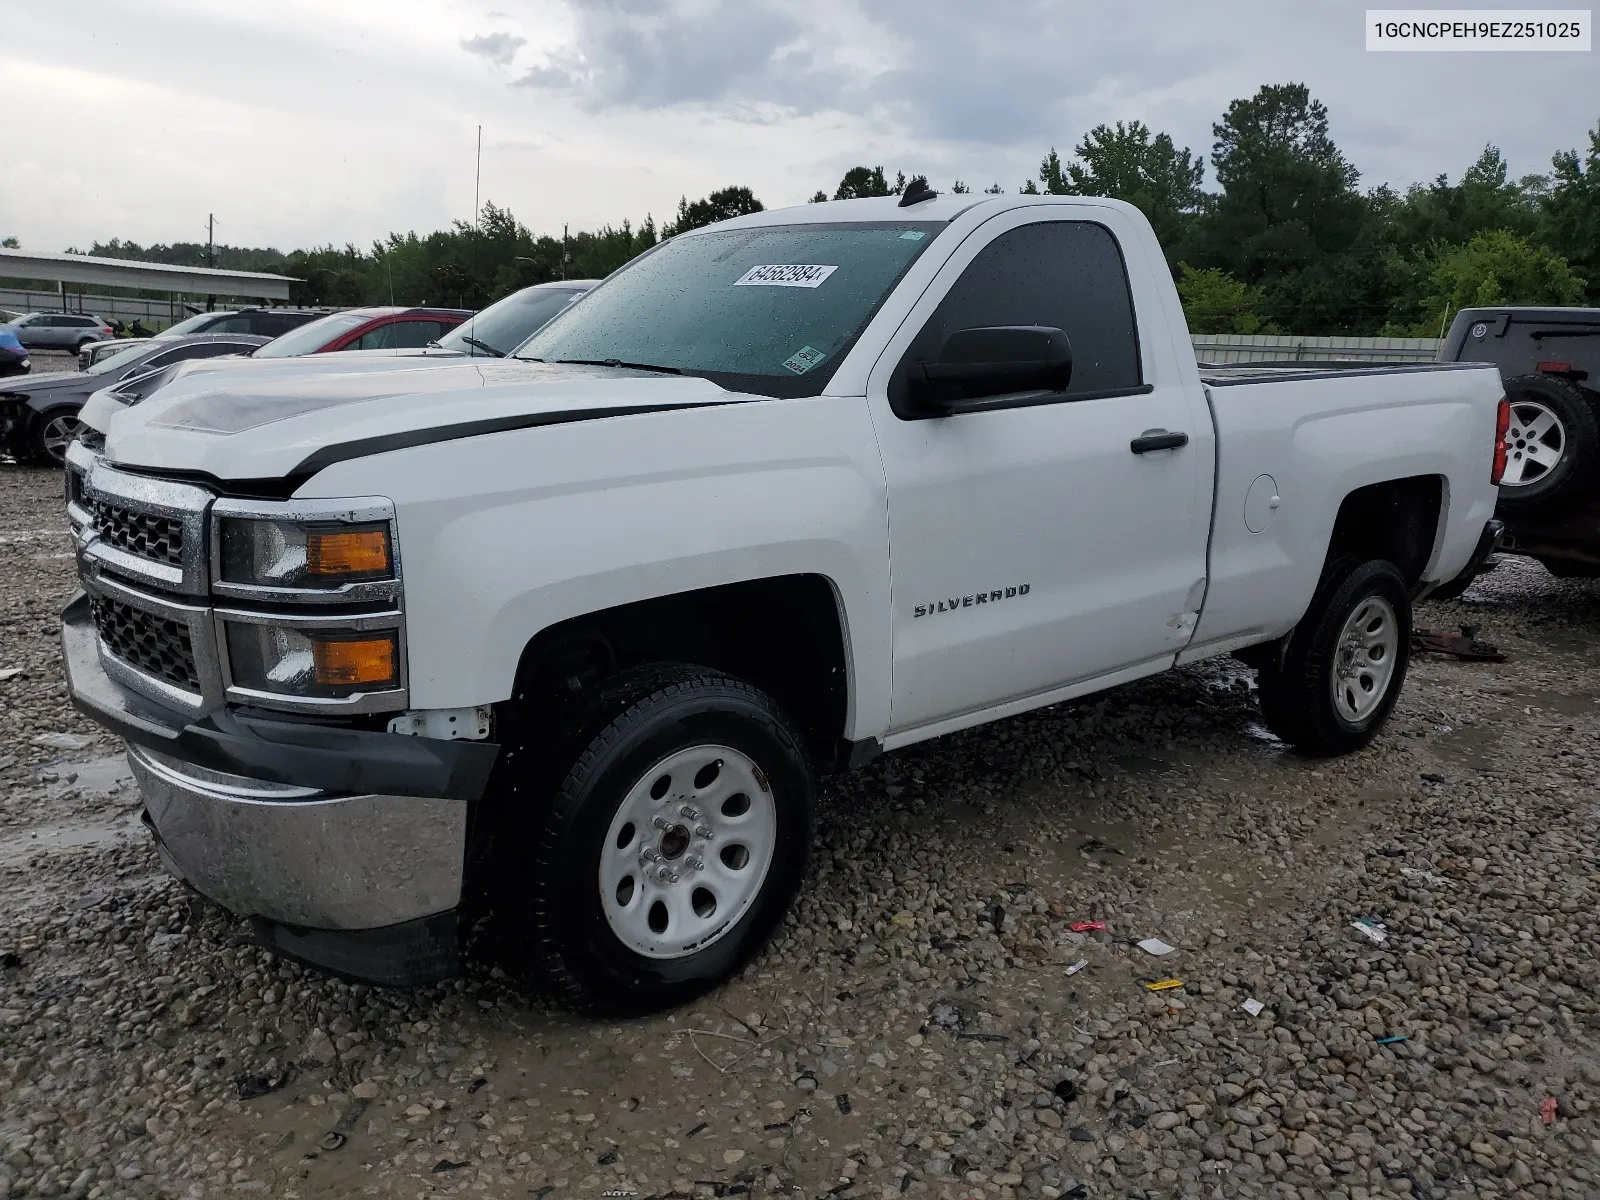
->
[[1540, 1097, 1558, 1125], [1069, 921, 1107, 932]]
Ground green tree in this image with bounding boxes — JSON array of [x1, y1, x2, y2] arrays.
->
[[1037, 121, 1205, 257], [664, 186, 764, 236], [1194, 83, 1373, 333], [809, 190, 829, 203], [1, 236, 18, 249], [950, 180, 971, 194], [833, 167, 893, 199], [1416, 230, 1585, 333], [1541, 118, 1600, 303], [1390, 145, 1541, 251], [1175, 264, 1268, 334], [1201, 83, 1364, 282]]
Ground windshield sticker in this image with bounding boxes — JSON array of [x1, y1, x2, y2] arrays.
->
[[782, 345, 828, 374], [734, 264, 838, 288], [899, 230, 927, 240]]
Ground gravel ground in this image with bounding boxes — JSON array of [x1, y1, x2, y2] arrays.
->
[[2, 463, 1597, 1200]]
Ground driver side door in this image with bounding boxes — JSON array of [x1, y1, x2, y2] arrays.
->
[[867, 209, 1215, 737]]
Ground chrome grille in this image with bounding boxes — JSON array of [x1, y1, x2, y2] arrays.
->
[[89, 595, 200, 692], [92, 500, 184, 566]]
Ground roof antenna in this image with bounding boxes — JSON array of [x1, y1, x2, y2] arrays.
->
[[898, 176, 937, 207]]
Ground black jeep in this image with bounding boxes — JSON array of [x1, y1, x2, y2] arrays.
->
[[1440, 307, 1600, 581]]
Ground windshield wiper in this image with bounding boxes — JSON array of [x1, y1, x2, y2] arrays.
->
[[460, 336, 505, 358], [539, 357, 682, 374]]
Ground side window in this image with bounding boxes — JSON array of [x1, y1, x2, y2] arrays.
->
[[392, 320, 443, 348], [892, 221, 1141, 417], [255, 315, 297, 337], [70, 316, 97, 327], [350, 323, 396, 351], [172, 342, 241, 361], [206, 316, 252, 333]]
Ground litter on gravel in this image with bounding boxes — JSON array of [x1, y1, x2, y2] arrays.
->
[[1350, 917, 1389, 945], [1136, 937, 1176, 956]]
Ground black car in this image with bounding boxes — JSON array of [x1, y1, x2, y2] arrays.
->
[[78, 307, 331, 368], [1, 332, 268, 465]]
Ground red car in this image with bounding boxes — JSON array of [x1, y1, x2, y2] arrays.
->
[[252, 306, 472, 359]]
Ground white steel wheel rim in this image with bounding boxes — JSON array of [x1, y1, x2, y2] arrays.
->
[[42, 413, 82, 462], [1332, 595, 1399, 724], [599, 743, 777, 960], [1501, 400, 1565, 487]]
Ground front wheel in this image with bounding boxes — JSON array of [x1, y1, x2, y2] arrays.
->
[[514, 665, 814, 1013], [1257, 558, 1412, 757], [30, 406, 82, 466]]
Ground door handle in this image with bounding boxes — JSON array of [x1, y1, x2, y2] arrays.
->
[[1130, 430, 1189, 454]]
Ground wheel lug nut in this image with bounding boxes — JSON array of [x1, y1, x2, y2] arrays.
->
[[653, 816, 671, 830], [686, 855, 704, 871], [680, 805, 700, 821], [695, 825, 712, 839]]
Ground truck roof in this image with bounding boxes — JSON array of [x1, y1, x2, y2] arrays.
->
[[692, 192, 1139, 233]]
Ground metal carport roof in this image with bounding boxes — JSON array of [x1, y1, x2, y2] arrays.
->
[[0, 248, 298, 300]]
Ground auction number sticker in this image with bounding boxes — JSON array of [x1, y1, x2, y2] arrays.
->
[[782, 345, 828, 374], [735, 264, 838, 288]]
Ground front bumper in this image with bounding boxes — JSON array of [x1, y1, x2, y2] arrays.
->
[[62, 593, 499, 985]]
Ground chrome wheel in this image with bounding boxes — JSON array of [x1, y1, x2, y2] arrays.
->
[[39, 412, 82, 465], [1331, 595, 1398, 723], [1501, 400, 1566, 487], [599, 743, 776, 960]]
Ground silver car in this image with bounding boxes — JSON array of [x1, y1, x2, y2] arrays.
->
[[5, 312, 116, 351]]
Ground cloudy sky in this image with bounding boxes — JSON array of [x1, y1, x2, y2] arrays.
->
[[2, 0, 1595, 254]]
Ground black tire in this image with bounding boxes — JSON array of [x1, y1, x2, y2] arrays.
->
[[29, 406, 82, 467], [1497, 375, 1600, 514], [1257, 557, 1412, 757], [514, 664, 814, 1013]]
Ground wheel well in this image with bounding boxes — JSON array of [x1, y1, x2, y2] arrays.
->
[[508, 574, 850, 771], [1325, 476, 1443, 588]]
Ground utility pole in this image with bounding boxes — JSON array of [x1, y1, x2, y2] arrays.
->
[[471, 125, 482, 311], [205, 213, 216, 312], [562, 224, 568, 281]]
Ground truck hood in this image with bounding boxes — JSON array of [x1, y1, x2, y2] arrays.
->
[[103, 358, 741, 482], [78, 348, 465, 436]]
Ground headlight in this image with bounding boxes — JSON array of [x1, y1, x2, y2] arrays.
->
[[224, 622, 400, 699], [219, 518, 393, 589]]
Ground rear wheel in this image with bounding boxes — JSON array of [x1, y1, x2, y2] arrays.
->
[[30, 407, 82, 466], [1497, 375, 1599, 513], [513, 665, 814, 1013], [1257, 558, 1412, 756]]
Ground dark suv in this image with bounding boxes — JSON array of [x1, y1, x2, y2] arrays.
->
[[1440, 306, 1600, 578]]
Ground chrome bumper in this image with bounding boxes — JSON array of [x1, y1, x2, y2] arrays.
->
[[129, 742, 467, 931]]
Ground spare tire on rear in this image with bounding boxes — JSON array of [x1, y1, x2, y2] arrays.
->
[[1496, 374, 1599, 513]]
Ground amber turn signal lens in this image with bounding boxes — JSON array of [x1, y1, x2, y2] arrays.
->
[[312, 636, 398, 688], [306, 529, 391, 577]]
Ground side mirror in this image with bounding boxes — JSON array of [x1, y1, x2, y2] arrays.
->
[[907, 326, 1072, 414]]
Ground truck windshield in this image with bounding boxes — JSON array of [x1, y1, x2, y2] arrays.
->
[[514, 222, 944, 396]]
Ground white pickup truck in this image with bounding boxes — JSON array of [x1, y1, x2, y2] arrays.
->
[[60, 190, 1508, 1009]]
